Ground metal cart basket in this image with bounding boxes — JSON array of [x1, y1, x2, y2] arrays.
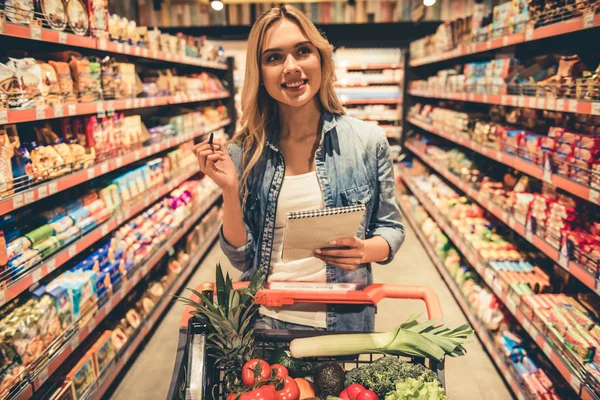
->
[[167, 283, 446, 400]]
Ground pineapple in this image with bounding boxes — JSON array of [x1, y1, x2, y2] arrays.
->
[[179, 264, 264, 393]]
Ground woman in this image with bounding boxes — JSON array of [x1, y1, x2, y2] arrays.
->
[[194, 4, 404, 332]]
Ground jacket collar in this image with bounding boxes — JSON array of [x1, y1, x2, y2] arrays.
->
[[265, 108, 338, 152]]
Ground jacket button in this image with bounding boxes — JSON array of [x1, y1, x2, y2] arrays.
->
[[322, 178, 329, 184]]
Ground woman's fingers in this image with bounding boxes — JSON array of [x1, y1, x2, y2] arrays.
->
[[193, 142, 221, 152], [196, 149, 225, 158]]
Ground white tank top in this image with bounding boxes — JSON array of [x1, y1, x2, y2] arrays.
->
[[259, 171, 327, 328]]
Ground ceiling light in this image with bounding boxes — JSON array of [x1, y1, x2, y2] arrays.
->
[[423, 0, 436, 6], [211, 0, 224, 11]]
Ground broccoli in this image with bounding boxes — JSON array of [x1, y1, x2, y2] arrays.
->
[[344, 357, 438, 399]]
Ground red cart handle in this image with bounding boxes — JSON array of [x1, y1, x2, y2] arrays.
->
[[180, 283, 443, 327]]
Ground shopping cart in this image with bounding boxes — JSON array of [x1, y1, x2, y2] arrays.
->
[[167, 283, 445, 400]]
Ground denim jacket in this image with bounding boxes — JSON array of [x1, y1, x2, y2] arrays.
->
[[219, 110, 405, 332]]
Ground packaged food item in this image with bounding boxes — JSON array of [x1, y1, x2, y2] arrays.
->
[[65, 354, 96, 399], [115, 63, 136, 99], [5, 58, 42, 109], [66, 0, 89, 36], [89, 331, 115, 377], [4, 0, 35, 25], [37, 62, 63, 107], [100, 56, 116, 100], [87, 0, 108, 37], [69, 57, 97, 103], [37, 0, 68, 31], [110, 327, 128, 350]]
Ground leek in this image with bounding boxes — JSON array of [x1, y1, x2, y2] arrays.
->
[[289, 314, 473, 361]]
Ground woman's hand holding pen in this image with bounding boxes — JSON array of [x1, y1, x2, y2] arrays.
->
[[193, 136, 239, 192]]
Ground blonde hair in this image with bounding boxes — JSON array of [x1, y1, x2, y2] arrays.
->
[[230, 4, 345, 202]]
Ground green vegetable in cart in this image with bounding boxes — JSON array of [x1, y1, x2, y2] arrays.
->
[[270, 348, 313, 378], [313, 363, 346, 400], [289, 314, 473, 361], [344, 357, 438, 399], [178, 264, 265, 393], [384, 377, 448, 400]]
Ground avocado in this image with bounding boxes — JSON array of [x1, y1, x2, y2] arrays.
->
[[313, 363, 345, 400], [270, 348, 313, 378]]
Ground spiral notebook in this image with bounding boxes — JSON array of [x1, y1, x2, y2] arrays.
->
[[282, 204, 366, 262]]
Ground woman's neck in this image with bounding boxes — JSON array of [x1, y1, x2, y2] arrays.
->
[[278, 97, 322, 141]]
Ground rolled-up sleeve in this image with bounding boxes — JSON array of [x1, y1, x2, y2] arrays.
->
[[217, 142, 256, 272], [219, 225, 254, 272], [367, 129, 405, 264]]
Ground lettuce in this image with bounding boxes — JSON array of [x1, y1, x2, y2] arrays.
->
[[384, 377, 448, 400]]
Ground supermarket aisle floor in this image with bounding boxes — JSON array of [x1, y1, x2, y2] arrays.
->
[[111, 223, 513, 400]]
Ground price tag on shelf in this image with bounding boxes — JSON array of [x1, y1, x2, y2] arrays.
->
[[87, 168, 96, 180], [591, 102, 600, 116], [501, 95, 508, 105], [528, 97, 536, 108], [589, 188, 599, 204], [502, 36, 509, 46], [116, 214, 124, 225], [135, 46, 142, 56], [517, 96, 525, 107], [506, 297, 517, 314], [115, 157, 123, 169], [32, 268, 42, 283], [568, 99, 578, 113], [525, 23, 534, 41], [547, 97, 556, 110], [46, 258, 56, 274], [101, 224, 109, 237], [68, 245, 77, 258], [525, 227, 533, 242], [48, 181, 57, 195], [486, 41, 492, 50], [584, 9, 595, 29], [38, 185, 48, 199], [68, 103, 76, 116], [12, 194, 23, 209], [537, 98, 546, 109], [142, 48, 149, 58], [116, 43, 124, 53], [30, 19, 42, 40], [133, 98, 141, 108], [0, 108, 7, 125], [508, 216, 515, 229], [150, 97, 156, 107], [0, 282, 6, 307], [492, 279, 503, 294], [134, 150, 141, 160], [496, 151, 503, 162], [88, 318, 96, 332], [596, 282, 600, 296], [56, 31, 69, 45], [38, 368, 49, 386], [36, 106, 45, 120], [542, 341, 553, 356], [53, 105, 64, 118], [125, 98, 133, 109], [556, 98, 565, 111], [24, 191, 34, 205], [558, 252, 569, 269], [570, 376, 581, 393], [96, 101, 105, 117], [124, 44, 132, 54], [100, 162, 109, 175], [543, 167, 552, 184], [70, 334, 80, 349], [522, 318, 534, 337], [98, 38, 108, 50], [483, 94, 488, 103]]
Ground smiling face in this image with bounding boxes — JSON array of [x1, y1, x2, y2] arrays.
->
[[260, 18, 322, 110]]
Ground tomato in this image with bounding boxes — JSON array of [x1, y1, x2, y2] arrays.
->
[[356, 390, 378, 400], [346, 384, 366, 400], [339, 389, 350, 400], [227, 393, 238, 400], [242, 359, 271, 386], [273, 376, 300, 400], [239, 386, 276, 400], [270, 364, 289, 380]]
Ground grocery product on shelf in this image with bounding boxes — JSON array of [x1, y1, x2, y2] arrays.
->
[[0, 174, 221, 397], [398, 192, 567, 400]]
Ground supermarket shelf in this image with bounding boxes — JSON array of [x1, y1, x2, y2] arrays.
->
[[398, 169, 599, 400], [407, 117, 600, 205], [342, 98, 403, 105], [92, 223, 220, 400], [0, 166, 201, 309], [408, 89, 600, 116], [2, 91, 231, 125], [405, 140, 600, 294], [0, 22, 228, 70], [28, 192, 222, 395], [0, 118, 231, 218], [397, 198, 529, 400], [409, 13, 600, 67]]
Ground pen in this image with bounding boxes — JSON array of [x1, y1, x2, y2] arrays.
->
[[208, 132, 214, 152]]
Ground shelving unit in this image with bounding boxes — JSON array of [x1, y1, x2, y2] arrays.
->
[[404, 6, 600, 400], [397, 168, 599, 400], [397, 196, 530, 400], [0, 14, 236, 398]]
